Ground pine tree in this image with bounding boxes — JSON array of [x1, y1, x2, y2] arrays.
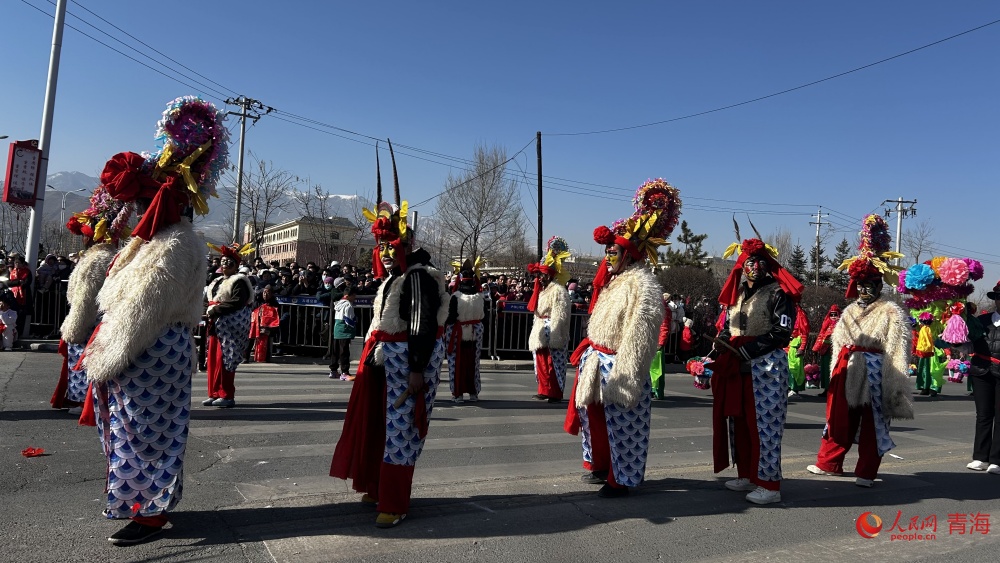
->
[[828, 237, 852, 292], [664, 221, 709, 269], [788, 244, 807, 282], [808, 243, 831, 285]]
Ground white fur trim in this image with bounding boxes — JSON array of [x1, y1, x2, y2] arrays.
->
[[83, 222, 207, 383], [60, 243, 115, 344], [575, 265, 663, 409], [832, 299, 914, 420], [455, 292, 485, 341], [366, 263, 448, 337], [728, 286, 774, 337], [528, 283, 571, 352]]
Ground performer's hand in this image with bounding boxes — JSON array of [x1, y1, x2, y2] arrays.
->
[[407, 371, 424, 395]]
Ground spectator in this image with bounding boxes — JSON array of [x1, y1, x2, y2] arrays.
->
[[36, 254, 60, 292], [207, 257, 222, 284], [249, 286, 280, 363], [329, 286, 357, 380], [0, 294, 16, 350]]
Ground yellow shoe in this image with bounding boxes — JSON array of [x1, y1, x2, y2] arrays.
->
[[375, 512, 406, 528], [361, 494, 378, 506]]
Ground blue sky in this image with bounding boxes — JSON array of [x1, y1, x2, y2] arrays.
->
[[2, 1, 998, 294]]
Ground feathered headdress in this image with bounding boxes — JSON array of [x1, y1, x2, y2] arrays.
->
[[207, 241, 255, 263], [838, 214, 904, 298], [65, 184, 132, 245], [362, 140, 410, 279], [98, 96, 229, 242], [526, 236, 572, 312], [718, 217, 803, 306], [593, 178, 681, 267]]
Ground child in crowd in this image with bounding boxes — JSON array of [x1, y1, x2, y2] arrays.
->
[[330, 287, 357, 380]]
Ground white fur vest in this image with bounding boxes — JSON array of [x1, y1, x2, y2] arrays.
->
[[60, 243, 116, 344], [575, 264, 663, 409], [83, 222, 207, 383], [454, 292, 485, 341], [831, 298, 914, 420], [206, 274, 253, 312], [528, 282, 571, 352]]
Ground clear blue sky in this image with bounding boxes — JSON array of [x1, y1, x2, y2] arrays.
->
[[2, 1, 998, 294]]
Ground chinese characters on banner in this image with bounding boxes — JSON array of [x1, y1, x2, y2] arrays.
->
[[3, 140, 43, 206]]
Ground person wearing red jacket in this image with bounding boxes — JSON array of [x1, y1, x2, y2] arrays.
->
[[250, 287, 280, 363], [680, 317, 696, 361], [812, 305, 842, 397]]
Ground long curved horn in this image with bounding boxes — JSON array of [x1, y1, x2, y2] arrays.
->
[[747, 215, 762, 240], [732, 214, 741, 242], [375, 141, 382, 204], [387, 138, 400, 207]]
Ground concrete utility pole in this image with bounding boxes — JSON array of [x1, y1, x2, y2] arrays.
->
[[225, 96, 271, 243], [881, 197, 917, 266], [25, 0, 67, 274], [536, 131, 543, 262], [809, 207, 828, 286]]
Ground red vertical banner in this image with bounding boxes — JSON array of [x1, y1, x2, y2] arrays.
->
[[3, 140, 43, 206]]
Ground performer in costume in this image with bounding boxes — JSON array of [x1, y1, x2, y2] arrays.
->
[[527, 237, 572, 403], [330, 141, 449, 528], [52, 185, 129, 413], [81, 96, 227, 545], [565, 178, 676, 497], [445, 258, 487, 403], [811, 305, 841, 396], [806, 214, 913, 487], [711, 220, 803, 505], [203, 241, 255, 408], [786, 304, 810, 398]]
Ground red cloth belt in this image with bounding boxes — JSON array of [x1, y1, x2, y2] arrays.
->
[[569, 337, 617, 367], [447, 320, 482, 355], [974, 353, 1000, 365], [844, 345, 883, 355]]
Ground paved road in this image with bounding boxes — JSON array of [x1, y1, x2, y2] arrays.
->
[[2, 350, 998, 562]]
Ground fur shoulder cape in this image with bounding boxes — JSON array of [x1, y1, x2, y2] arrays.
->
[[832, 298, 914, 420], [528, 282, 571, 351], [367, 263, 449, 337], [84, 222, 207, 382], [454, 292, 485, 341], [575, 264, 663, 409], [60, 243, 116, 344]]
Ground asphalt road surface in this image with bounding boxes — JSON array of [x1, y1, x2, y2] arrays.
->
[[2, 350, 998, 562]]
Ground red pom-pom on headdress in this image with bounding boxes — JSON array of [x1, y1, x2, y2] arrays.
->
[[593, 225, 615, 245]]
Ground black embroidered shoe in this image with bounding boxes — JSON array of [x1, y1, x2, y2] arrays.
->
[[108, 521, 163, 545]]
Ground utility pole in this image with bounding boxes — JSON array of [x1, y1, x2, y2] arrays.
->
[[225, 96, 271, 243], [881, 197, 917, 266], [809, 207, 828, 287], [536, 131, 543, 262]]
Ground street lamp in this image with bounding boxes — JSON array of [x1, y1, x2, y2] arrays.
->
[[47, 185, 86, 223]]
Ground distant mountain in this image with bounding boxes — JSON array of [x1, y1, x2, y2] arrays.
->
[[42, 171, 99, 221]]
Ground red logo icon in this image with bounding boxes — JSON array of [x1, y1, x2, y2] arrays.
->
[[856, 512, 883, 539]]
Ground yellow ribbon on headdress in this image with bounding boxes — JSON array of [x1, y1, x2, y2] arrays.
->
[[621, 211, 671, 267], [838, 250, 903, 285], [543, 249, 572, 285], [362, 200, 409, 242], [722, 240, 779, 261], [156, 141, 214, 216]]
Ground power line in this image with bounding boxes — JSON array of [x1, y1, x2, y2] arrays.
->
[[549, 18, 1000, 136]]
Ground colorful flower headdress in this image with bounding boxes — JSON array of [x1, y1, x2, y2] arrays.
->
[[525, 236, 572, 312], [898, 255, 983, 344], [717, 216, 804, 306], [207, 241, 255, 263], [838, 214, 904, 298], [593, 178, 681, 267], [361, 140, 410, 278], [65, 184, 132, 245], [99, 96, 229, 241]]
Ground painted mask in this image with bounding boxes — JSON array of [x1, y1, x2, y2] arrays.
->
[[606, 244, 628, 275], [857, 279, 882, 306], [379, 240, 399, 270], [743, 256, 767, 282]]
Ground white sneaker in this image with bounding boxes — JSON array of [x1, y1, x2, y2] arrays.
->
[[746, 487, 781, 505], [855, 478, 874, 488], [467, 394, 479, 402], [451, 396, 464, 404], [725, 478, 757, 491], [67, 406, 83, 415], [988, 464, 1000, 475], [967, 460, 990, 471], [807, 464, 843, 477], [788, 390, 799, 398]]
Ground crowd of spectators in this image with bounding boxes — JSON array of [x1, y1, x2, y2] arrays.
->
[[1, 249, 80, 341]]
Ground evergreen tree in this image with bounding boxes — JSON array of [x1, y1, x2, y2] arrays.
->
[[788, 244, 807, 282], [828, 237, 852, 292], [808, 243, 832, 285], [664, 220, 709, 269]]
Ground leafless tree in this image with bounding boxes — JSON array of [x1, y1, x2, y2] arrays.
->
[[434, 143, 523, 261], [766, 228, 793, 264], [901, 219, 935, 266], [39, 218, 83, 256], [0, 201, 31, 254], [219, 152, 294, 253]]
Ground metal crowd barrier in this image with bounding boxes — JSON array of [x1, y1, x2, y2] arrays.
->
[[29, 281, 69, 338], [490, 301, 590, 360]]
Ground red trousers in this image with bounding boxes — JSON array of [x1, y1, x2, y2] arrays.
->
[[581, 404, 624, 488], [206, 336, 236, 400], [378, 462, 416, 514], [534, 348, 562, 399], [815, 372, 882, 480]]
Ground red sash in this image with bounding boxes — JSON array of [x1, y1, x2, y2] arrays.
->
[[973, 353, 1000, 365], [563, 339, 618, 435], [711, 335, 754, 472]]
